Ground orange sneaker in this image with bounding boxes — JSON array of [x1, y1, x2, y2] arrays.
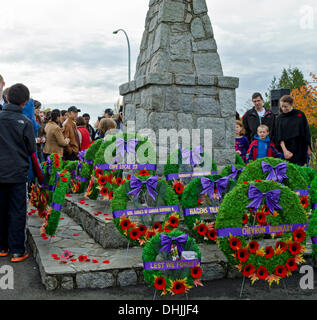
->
[[11, 252, 29, 263], [0, 250, 9, 257]]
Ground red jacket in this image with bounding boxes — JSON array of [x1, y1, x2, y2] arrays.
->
[[246, 138, 281, 163], [78, 127, 91, 151]]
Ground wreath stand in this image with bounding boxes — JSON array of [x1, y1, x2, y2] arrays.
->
[[152, 288, 189, 301]]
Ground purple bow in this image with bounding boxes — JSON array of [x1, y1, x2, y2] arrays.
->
[[200, 176, 230, 200], [128, 175, 158, 200], [181, 146, 203, 167], [229, 165, 244, 180], [261, 161, 288, 184], [116, 138, 138, 158], [159, 234, 188, 256], [77, 162, 83, 176], [246, 184, 283, 214]]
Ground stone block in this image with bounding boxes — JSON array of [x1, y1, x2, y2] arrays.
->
[[61, 276, 74, 290], [169, 33, 192, 61], [153, 23, 169, 53], [148, 50, 169, 73], [191, 17, 205, 39], [146, 72, 173, 85], [175, 74, 196, 86], [218, 76, 240, 89], [219, 88, 236, 118], [177, 113, 194, 131], [124, 104, 136, 123], [192, 96, 220, 116], [158, 0, 186, 23], [201, 14, 214, 37], [117, 270, 138, 287], [194, 52, 223, 76], [165, 86, 182, 111], [193, 0, 208, 15], [44, 276, 58, 291], [136, 108, 149, 131], [196, 38, 217, 51], [148, 112, 177, 132], [225, 116, 236, 149], [197, 117, 225, 148], [197, 75, 216, 86], [168, 60, 194, 74], [213, 148, 236, 165], [201, 263, 226, 281], [76, 272, 115, 289], [119, 82, 130, 96]]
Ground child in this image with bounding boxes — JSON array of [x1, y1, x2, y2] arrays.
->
[[246, 124, 281, 163], [0, 83, 44, 262], [235, 120, 249, 163]]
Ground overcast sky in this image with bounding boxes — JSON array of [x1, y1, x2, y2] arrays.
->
[[0, 0, 316, 123]]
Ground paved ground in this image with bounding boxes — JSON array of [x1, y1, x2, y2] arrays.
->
[[1, 254, 317, 301]]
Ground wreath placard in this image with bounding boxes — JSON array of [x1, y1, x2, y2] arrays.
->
[[215, 180, 307, 285], [180, 174, 236, 244], [111, 171, 181, 246], [142, 230, 202, 296]]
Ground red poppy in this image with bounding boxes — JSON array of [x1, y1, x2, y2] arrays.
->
[[95, 168, 103, 177], [285, 258, 297, 271], [242, 181, 249, 185], [288, 241, 301, 255], [275, 241, 287, 253], [108, 191, 114, 199], [139, 169, 150, 176], [138, 224, 147, 235], [262, 206, 270, 215], [256, 266, 269, 280], [300, 196, 309, 209], [107, 174, 113, 183], [255, 179, 262, 182], [146, 230, 156, 239], [116, 176, 123, 185], [120, 218, 131, 230], [242, 263, 255, 277], [54, 162, 60, 168], [103, 260, 110, 264], [197, 224, 207, 236], [237, 248, 249, 262], [153, 222, 162, 232], [190, 266, 202, 279], [98, 176, 108, 185], [78, 255, 87, 262], [197, 198, 203, 204], [127, 174, 131, 180], [275, 265, 287, 278], [61, 177, 68, 182], [129, 228, 141, 240], [100, 187, 109, 196], [297, 113, 302, 117], [229, 237, 241, 251], [92, 259, 99, 263], [59, 174, 65, 178], [154, 276, 167, 291], [265, 246, 274, 259], [173, 183, 184, 194], [256, 212, 266, 224], [242, 214, 248, 225], [207, 229, 217, 241], [170, 280, 187, 295], [168, 216, 179, 228], [248, 241, 259, 253], [292, 228, 306, 243]]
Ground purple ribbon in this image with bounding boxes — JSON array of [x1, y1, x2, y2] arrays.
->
[[116, 138, 138, 158], [261, 161, 288, 183], [200, 176, 230, 200], [229, 165, 244, 180], [166, 171, 217, 181], [217, 223, 307, 238], [159, 234, 188, 256], [183, 206, 219, 216], [78, 150, 86, 162], [128, 175, 158, 200], [293, 189, 310, 197], [143, 259, 201, 271], [181, 146, 203, 167], [312, 203, 317, 210], [246, 184, 283, 214], [85, 160, 93, 165], [46, 156, 52, 176], [51, 202, 62, 211], [94, 163, 157, 171]]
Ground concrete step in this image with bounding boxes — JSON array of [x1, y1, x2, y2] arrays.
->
[[26, 209, 236, 291]]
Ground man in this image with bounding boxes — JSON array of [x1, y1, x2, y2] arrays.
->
[[83, 113, 96, 141], [0, 83, 44, 262], [63, 106, 81, 160], [104, 108, 114, 119], [242, 92, 275, 143], [0, 74, 5, 110]]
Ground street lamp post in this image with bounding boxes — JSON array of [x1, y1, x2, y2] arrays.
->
[[113, 29, 131, 83]]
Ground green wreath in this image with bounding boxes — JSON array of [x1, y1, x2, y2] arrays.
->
[[215, 180, 307, 285], [237, 157, 310, 213], [308, 175, 317, 259], [235, 153, 245, 167], [111, 172, 181, 246], [142, 230, 202, 296], [220, 164, 245, 181], [42, 170, 71, 236], [180, 174, 236, 244]]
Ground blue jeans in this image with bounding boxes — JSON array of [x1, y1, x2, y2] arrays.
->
[[0, 183, 27, 254]]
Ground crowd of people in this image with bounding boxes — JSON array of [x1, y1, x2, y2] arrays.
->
[[236, 92, 312, 166]]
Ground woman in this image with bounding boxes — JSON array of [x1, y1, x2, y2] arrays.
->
[[43, 109, 70, 158], [95, 118, 117, 141], [76, 116, 91, 151], [275, 95, 312, 166]]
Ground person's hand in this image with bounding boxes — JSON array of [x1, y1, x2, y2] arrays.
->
[[284, 150, 293, 160], [35, 137, 41, 143], [65, 138, 70, 145], [236, 150, 241, 155], [41, 137, 46, 143]]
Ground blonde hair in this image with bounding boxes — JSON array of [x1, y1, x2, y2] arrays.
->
[[99, 118, 117, 135], [236, 120, 245, 135], [257, 124, 269, 133]]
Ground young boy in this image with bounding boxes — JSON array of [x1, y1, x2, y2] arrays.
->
[[246, 124, 281, 163], [0, 83, 44, 262]]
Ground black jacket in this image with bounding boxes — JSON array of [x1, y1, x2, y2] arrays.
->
[[242, 107, 276, 143], [0, 103, 38, 183]]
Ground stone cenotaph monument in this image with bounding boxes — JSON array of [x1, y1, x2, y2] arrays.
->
[[119, 0, 239, 170]]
